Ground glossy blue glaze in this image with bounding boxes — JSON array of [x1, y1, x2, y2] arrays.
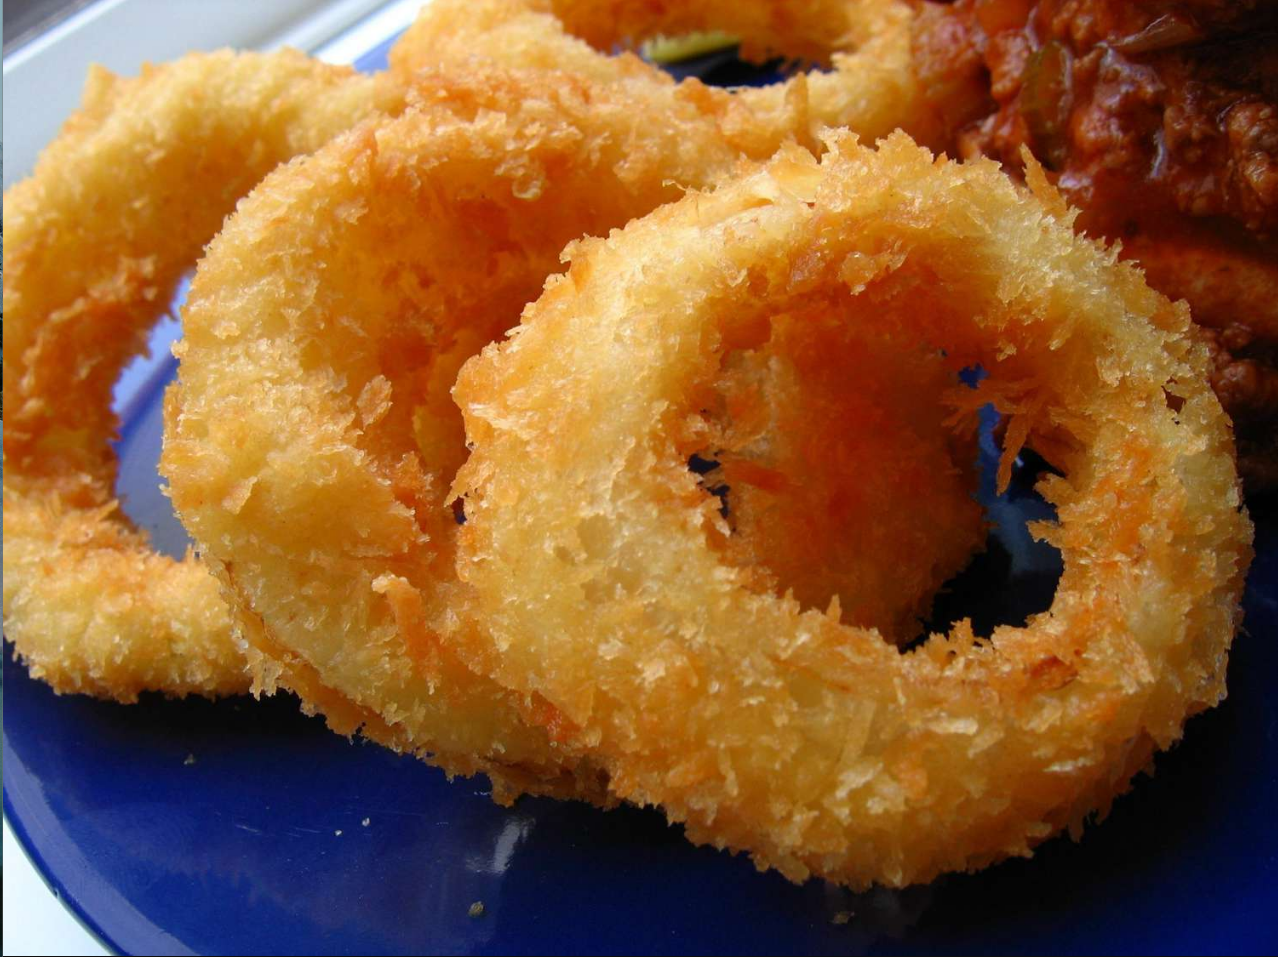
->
[[5, 31, 1278, 957]]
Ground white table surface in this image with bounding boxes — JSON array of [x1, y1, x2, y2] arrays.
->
[[4, 821, 111, 956]]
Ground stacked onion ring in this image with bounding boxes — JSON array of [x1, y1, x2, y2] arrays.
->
[[3, 0, 1255, 892], [162, 70, 987, 801], [2, 50, 404, 699], [450, 132, 1252, 886]]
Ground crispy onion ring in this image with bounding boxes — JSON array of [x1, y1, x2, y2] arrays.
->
[[162, 72, 983, 798], [451, 132, 1252, 886], [3, 0, 927, 703], [390, 0, 944, 151], [2, 50, 405, 700]]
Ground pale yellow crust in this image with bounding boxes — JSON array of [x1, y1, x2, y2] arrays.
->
[[3, 50, 405, 700], [452, 132, 1253, 887], [1, 0, 947, 704], [162, 75, 707, 796], [390, 0, 945, 152], [162, 68, 985, 797]]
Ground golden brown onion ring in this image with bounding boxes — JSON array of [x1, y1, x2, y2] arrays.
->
[[3, 0, 945, 703], [390, 0, 945, 151], [451, 132, 1252, 886], [2, 50, 405, 700], [161, 71, 982, 799]]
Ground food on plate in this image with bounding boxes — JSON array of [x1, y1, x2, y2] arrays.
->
[[5, 0, 1259, 893], [162, 67, 985, 801], [911, 0, 1278, 489], [390, 0, 948, 151], [451, 132, 1252, 886], [3, 0, 964, 704], [2, 50, 405, 700]]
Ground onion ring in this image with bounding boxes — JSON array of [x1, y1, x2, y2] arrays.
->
[[451, 131, 1252, 886], [390, 0, 945, 151], [161, 72, 983, 798], [2, 0, 944, 702], [2, 50, 405, 700]]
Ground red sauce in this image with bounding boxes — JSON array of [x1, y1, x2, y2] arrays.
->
[[913, 0, 1278, 487]]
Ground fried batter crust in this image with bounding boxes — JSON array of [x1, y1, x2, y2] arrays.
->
[[3, 50, 405, 700], [453, 133, 1251, 886]]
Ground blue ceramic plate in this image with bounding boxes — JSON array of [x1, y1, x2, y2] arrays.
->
[[5, 34, 1278, 957]]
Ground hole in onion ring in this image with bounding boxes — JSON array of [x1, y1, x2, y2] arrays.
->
[[675, 303, 990, 645], [672, 304, 1067, 648], [687, 454, 731, 519], [111, 278, 193, 561], [652, 44, 795, 88], [920, 408, 1064, 643]]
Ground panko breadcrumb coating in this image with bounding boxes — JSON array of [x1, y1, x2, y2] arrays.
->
[[4, 0, 948, 703], [452, 132, 1252, 886], [391, 0, 945, 152], [2, 50, 405, 700], [162, 69, 985, 799]]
